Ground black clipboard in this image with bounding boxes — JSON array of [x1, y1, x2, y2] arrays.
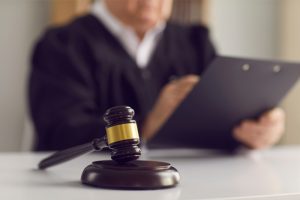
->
[[148, 56, 300, 149]]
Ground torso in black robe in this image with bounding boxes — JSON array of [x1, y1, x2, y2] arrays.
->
[[30, 14, 221, 150]]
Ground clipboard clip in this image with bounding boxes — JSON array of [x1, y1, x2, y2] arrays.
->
[[273, 65, 281, 73], [241, 64, 281, 73], [242, 64, 250, 71]]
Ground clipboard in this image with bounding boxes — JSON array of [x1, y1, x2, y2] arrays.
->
[[148, 56, 300, 149]]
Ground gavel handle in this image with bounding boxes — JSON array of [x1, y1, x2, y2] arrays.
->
[[38, 137, 107, 170]]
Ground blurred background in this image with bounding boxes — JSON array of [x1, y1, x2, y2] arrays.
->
[[0, 0, 299, 151]]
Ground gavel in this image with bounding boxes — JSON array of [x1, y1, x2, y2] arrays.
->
[[38, 106, 180, 189], [39, 106, 141, 169]]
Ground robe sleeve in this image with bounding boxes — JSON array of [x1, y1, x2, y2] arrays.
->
[[29, 29, 105, 151]]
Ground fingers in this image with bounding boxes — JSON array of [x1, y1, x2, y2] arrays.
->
[[178, 75, 200, 93], [174, 75, 200, 91], [234, 123, 270, 149], [233, 120, 268, 149], [176, 74, 200, 84], [142, 74, 200, 141], [169, 75, 200, 86], [169, 75, 200, 101], [233, 109, 286, 149], [259, 107, 285, 125], [161, 75, 200, 107], [259, 108, 285, 144]]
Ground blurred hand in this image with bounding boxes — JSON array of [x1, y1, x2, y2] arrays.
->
[[233, 108, 285, 149], [142, 75, 200, 141]]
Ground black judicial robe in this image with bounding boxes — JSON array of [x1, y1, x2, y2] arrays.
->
[[30, 14, 234, 151]]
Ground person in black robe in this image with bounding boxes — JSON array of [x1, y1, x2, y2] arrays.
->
[[29, 0, 285, 151]]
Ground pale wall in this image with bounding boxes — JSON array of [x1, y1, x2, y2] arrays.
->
[[279, 0, 300, 144], [0, 0, 49, 151], [210, 0, 279, 59]]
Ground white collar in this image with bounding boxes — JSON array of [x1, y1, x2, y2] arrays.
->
[[91, 0, 166, 68]]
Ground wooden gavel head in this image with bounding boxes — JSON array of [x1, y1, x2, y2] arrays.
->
[[103, 106, 141, 163]]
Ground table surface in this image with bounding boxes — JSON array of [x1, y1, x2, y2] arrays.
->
[[1, 146, 300, 200]]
